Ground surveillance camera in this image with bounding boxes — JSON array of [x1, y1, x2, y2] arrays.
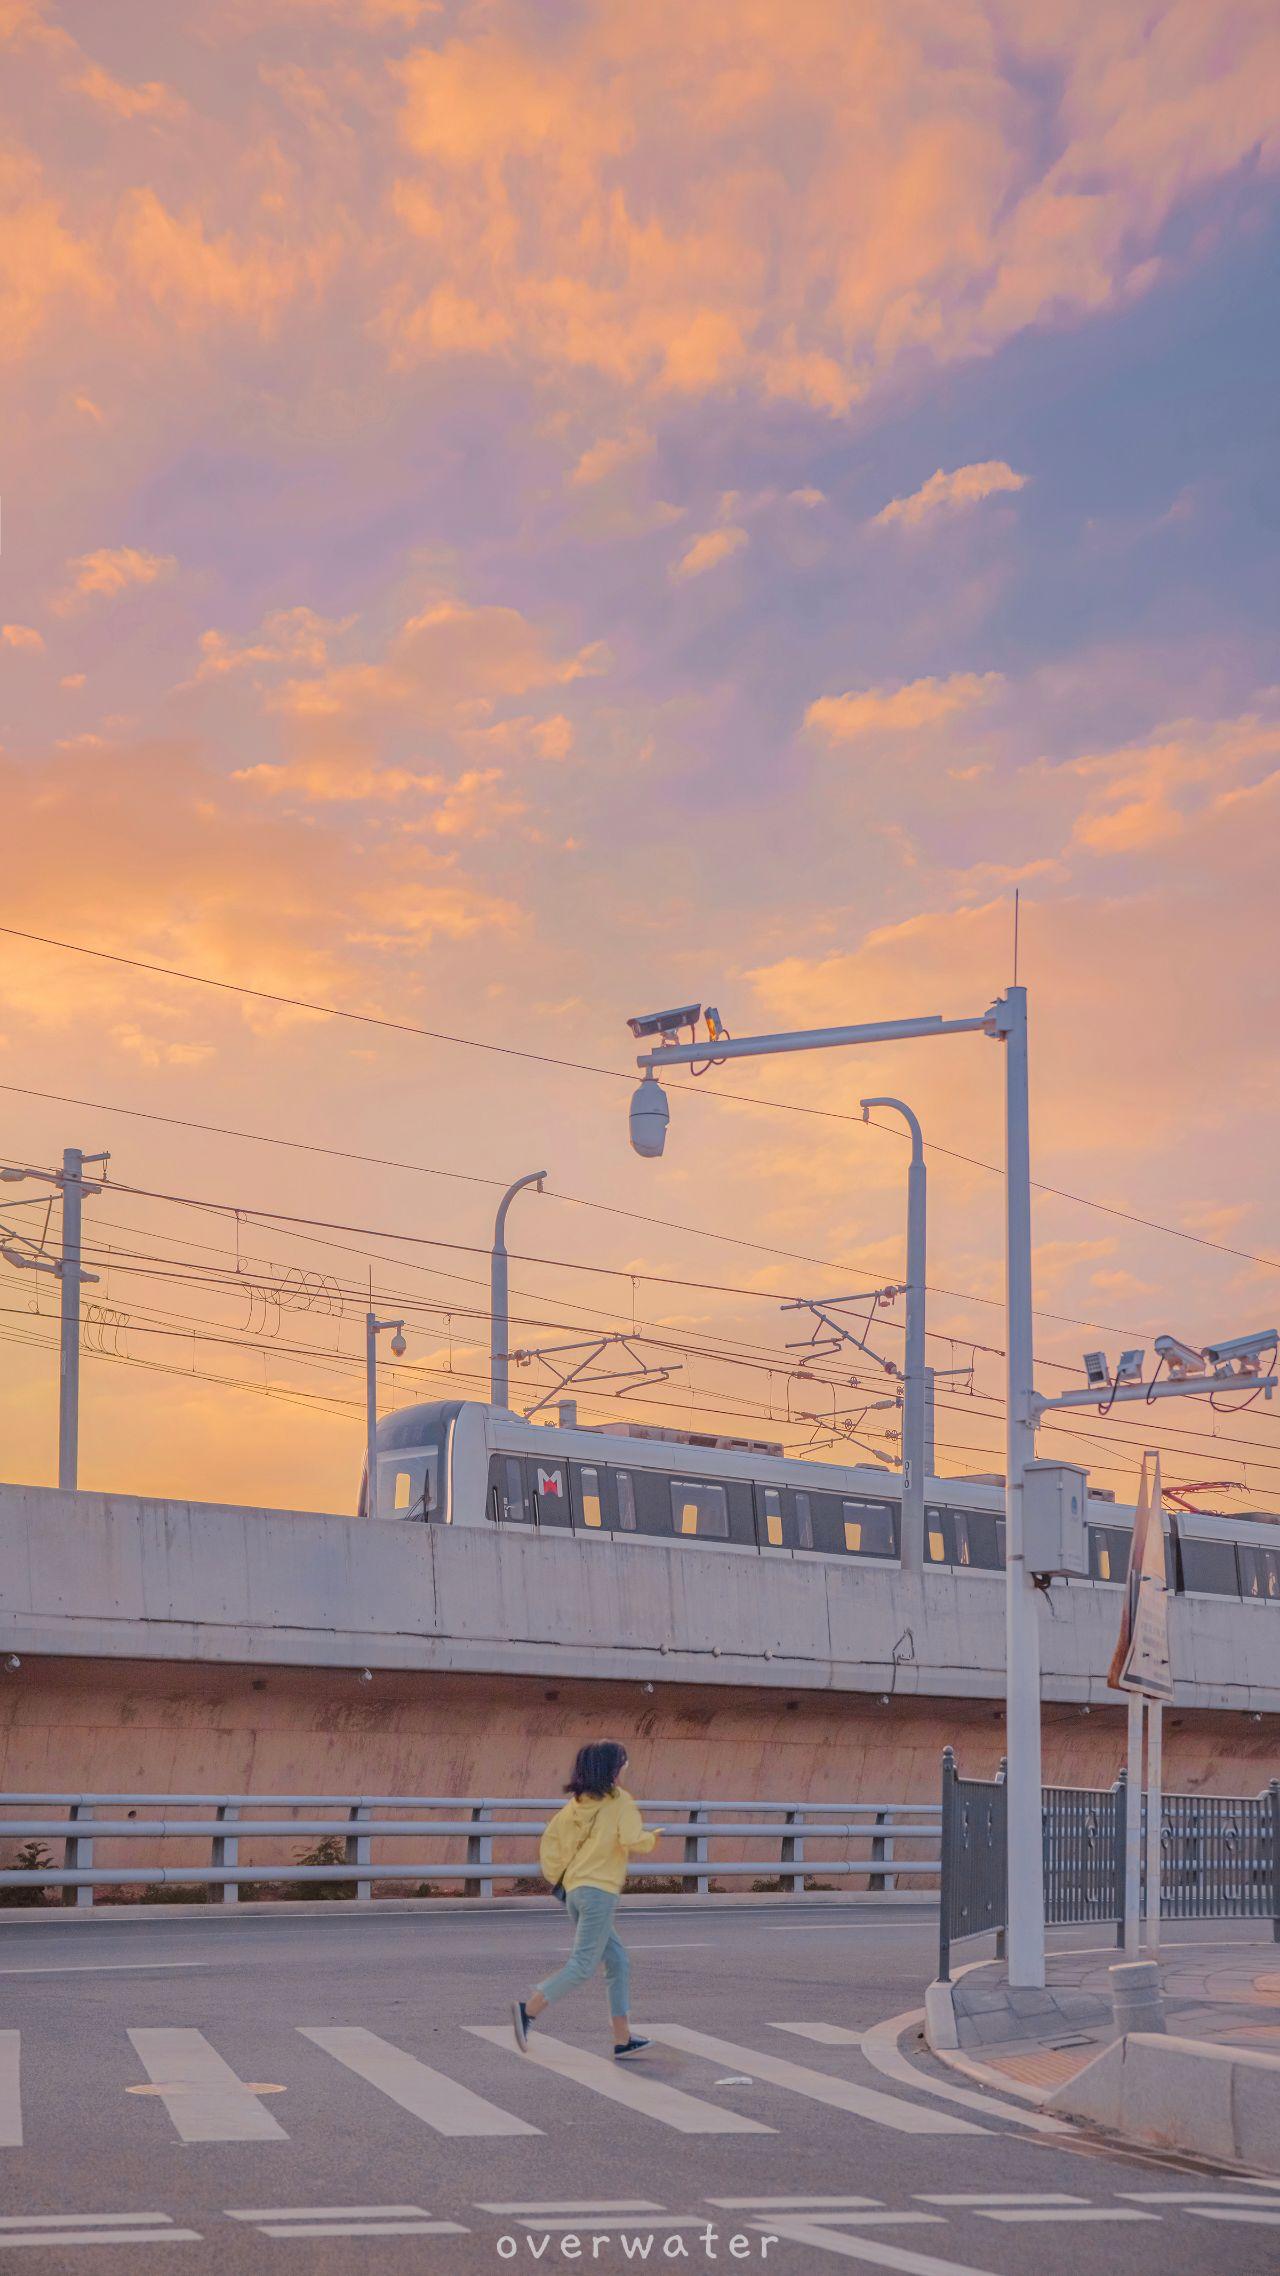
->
[[1202, 1328, 1278, 1372], [1155, 1333, 1205, 1381], [626, 1003, 701, 1041], [1114, 1348, 1145, 1385], [389, 1331, 407, 1358], [629, 1073, 669, 1159], [1083, 1351, 1111, 1390]]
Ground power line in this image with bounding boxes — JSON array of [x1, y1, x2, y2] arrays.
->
[[2, 926, 1276, 1273]]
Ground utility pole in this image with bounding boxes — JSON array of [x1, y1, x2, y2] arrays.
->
[[491, 1171, 546, 1407], [0, 1146, 108, 1491], [58, 1148, 106, 1491], [860, 1098, 925, 1573]]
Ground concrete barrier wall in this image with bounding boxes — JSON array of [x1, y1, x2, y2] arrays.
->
[[1, 1484, 1277, 1712], [1049, 2032, 1280, 2174]]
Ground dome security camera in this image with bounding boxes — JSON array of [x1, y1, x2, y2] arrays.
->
[[629, 1073, 669, 1158], [389, 1330, 407, 1358]]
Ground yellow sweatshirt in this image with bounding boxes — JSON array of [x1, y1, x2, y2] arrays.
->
[[538, 1787, 660, 1896]]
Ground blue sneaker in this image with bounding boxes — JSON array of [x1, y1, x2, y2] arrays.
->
[[512, 2001, 531, 2052], [613, 2036, 650, 2059]]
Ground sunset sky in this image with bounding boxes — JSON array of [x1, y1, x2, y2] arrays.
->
[[0, 0, 1277, 1516]]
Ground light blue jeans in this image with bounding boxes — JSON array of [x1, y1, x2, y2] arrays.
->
[[536, 1883, 631, 2017]]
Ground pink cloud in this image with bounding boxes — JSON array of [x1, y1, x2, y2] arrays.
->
[[873, 461, 1027, 530], [805, 671, 1003, 743]]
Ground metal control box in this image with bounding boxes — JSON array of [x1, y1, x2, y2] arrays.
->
[[1022, 1459, 1089, 1577]]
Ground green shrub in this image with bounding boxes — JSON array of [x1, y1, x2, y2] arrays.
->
[[0, 1840, 55, 1907], [290, 1834, 353, 1899]]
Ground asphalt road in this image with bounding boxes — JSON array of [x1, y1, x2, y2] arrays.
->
[[0, 1902, 1274, 2274]]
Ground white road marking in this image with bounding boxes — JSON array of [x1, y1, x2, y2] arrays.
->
[[0, 1963, 210, 1977], [466, 2026, 772, 2134], [976, 2209, 1158, 2225], [479, 2202, 666, 2216], [0, 2032, 20, 2148], [126, 2029, 288, 2143], [507, 2217, 713, 2233], [226, 2207, 437, 2221], [300, 2025, 539, 2138], [709, 2198, 884, 2211], [0, 2232, 200, 2250], [860, 2009, 1069, 2135], [1120, 2190, 1280, 2204], [771, 2023, 865, 2045], [260, 2220, 466, 2238], [0, 2217, 176, 2231], [748, 2218, 1001, 2275], [626, 1942, 710, 1950], [918, 2195, 1085, 2207], [648, 2025, 981, 2135], [1186, 2209, 1280, 2226]]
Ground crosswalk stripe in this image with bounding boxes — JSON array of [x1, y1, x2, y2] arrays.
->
[[299, 2026, 539, 2138], [770, 2023, 864, 2045], [0, 2033, 21, 2148], [1186, 2210, 1280, 2226], [746, 2218, 1000, 2275], [1119, 2190, 1280, 2205], [0, 2232, 201, 2251], [259, 2220, 467, 2239], [226, 2207, 434, 2221], [479, 2203, 666, 2216], [0, 2218, 175, 2231], [976, 2210, 1158, 2225], [647, 2026, 980, 2135], [126, 2029, 288, 2143], [466, 2027, 773, 2135], [918, 2196, 1084, 2207]]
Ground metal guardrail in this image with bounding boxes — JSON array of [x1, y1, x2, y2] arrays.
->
[[0, 1794, 941, 1907], [938, 1754, 1280, 1978]]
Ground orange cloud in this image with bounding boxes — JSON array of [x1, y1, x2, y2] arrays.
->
[[806, 672, 1003, 743], [1, 624, 44, 650], [380, 2, 1280, 407], [53, 546, 176, 612], [670, 525, 748, 582], [873, 461, 1027, 530]]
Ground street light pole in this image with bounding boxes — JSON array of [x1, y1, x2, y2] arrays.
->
[[860, 1098, 925, 1574], [628, 992, 1049, 1987], [994, 985, 1044, 1988], [491, 1171, 547, 1408], [364, 1312, 406, 1520]]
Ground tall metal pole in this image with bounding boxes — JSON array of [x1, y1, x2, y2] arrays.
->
[[860, 1099, 925, 1573], [491, 1170, 547, 1407], [365, 1311, 378, 1522], [57, 1148, 107, 1491], [997, 985, 1046, 1988]]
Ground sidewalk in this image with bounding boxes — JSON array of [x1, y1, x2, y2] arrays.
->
[[936, 1931, 1280, 2094]]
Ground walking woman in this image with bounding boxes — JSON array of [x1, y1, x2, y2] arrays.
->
[[512, 1741, 662, 2059]]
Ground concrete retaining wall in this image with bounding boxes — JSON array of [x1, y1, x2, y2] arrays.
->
[[1048, 2031, 1280, 2174], [2, 1483, 1277, 1711]]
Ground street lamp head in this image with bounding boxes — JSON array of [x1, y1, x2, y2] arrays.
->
[[629, 1071, 669, 1158], [389, 1330, 407, 1359]]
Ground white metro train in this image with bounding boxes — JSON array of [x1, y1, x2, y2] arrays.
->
[[361, 1397, 1280, 1607]]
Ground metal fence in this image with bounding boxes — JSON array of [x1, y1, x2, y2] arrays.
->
[[938, 1753, 1279, 1979], [0, 1793, 941, 1907]]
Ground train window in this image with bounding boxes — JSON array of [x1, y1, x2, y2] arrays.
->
[[793, 1491, 814, 1550], [1239, 1545, 1280, 1601], [925, 1508, 952, 1564], [843, 1500, 897, 1557], [670, 1480, 730, 1539], [1088, 1525, 1127, 1582], [953, 1511, 1003, 1570], [1178, 1537, 1240, 1596], [761, 1487, 784, 1548], [576, 1465, 604, 1530], [490, 1455, 530, 1524], [615, 1470, 637, 1532]]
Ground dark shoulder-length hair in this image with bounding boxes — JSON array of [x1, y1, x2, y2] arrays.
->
[[565, 1741, 628, 1799]]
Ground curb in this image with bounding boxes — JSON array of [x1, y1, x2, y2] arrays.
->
[[0, 1888, 937, 1928], [1048, 2032, 1280, 2176]]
